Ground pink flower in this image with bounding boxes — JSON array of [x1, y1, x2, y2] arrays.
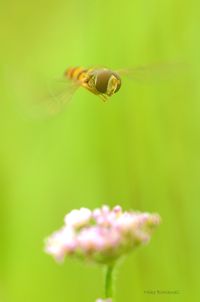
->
[[45, 226, 76, 262], [96, 299, 112, 302], [45, 205, 161, 264], [64, 207, 92, 228]]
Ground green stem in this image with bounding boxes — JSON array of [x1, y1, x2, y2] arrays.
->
[[104, 265, 114, 299]]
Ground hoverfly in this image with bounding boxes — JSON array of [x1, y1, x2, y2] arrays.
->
[[48, 63, 177, 109], [14, 63, 181, 116], [64, 67, 122, 102]]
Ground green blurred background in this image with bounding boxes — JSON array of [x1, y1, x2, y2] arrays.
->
[[0, 0, 199, 301]]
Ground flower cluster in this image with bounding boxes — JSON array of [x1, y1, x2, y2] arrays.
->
[[96, 299, 112, 302], [45, 205, 160, 265]]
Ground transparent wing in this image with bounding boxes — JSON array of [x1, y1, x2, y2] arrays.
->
[[44, 77, 79, 115], [9, 69, 80, 118], [116, 62, 185, 83]]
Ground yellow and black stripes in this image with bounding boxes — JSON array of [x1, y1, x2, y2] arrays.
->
[[65, 67, 90, 83]]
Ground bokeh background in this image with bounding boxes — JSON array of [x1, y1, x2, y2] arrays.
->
[[0, 1, 199, 301]]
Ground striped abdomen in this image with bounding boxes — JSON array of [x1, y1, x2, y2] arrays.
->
[[64, 67, 89, 83]]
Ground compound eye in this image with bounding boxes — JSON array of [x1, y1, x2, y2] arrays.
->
[[94, 70, 113, 93], [89, 69, 121, 94]]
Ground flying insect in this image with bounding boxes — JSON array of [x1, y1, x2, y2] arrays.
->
[[40, 62, 180, 115], [64, 67, 122, 102]]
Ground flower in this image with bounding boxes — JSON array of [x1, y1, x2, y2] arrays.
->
[[96, 299, 112, 302], [44, 226, 76, 261], [64, 207, 92, 228], [45, 205, 161, 264]]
